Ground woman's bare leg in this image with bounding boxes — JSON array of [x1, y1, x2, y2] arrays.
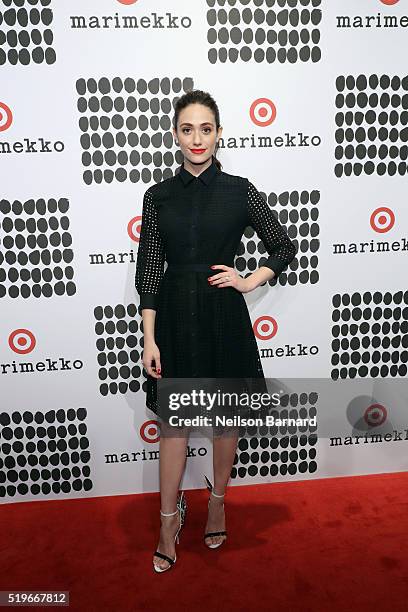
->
[[153, 424, 189, 570], [205, 427, 239, 547]]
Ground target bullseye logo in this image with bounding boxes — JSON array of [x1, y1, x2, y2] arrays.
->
[[140, 419, 160, 443], [9, 329, 36, 354], [380, 0, 400, 5], [0, 102, 13, 132], [128, 215, 143, 242], [253, 316, 278, 340], [364, 403, 387, 427], [249, 98, 277, 127], [370, 206, 395, 233]]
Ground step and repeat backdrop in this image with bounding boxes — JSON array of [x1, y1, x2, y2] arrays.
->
[[1, 0, 407, 505]]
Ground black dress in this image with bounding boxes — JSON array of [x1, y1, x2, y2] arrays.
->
[[135, 155, 297, 419]]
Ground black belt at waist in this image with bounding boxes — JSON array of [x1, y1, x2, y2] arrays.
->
[[166, 263, 232, 273]]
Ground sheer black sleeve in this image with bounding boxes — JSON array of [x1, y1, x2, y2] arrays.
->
[[135, 187, 166, 311], [246, 180, 297, 279]]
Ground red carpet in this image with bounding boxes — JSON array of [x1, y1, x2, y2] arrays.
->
[[1, 472, 408, 612]]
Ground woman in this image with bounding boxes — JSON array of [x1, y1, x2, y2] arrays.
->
[[135, 89, 297, 573]]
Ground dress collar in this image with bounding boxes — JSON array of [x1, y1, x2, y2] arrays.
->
[[178, 155, 219, 186]]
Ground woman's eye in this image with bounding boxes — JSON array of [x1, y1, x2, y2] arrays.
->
[[181, 127, 212, 134]]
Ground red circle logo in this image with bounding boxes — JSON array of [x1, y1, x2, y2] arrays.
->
[[249, 98, 277, 127], [9, 329, 36, 354], [364, 404, 387, 427], [253, 315, 278, 340], [0, 102, 13, 132], [370, 206, 395, 233], [140, 420, 160, 443], [117, 0, 138, 5], [380, 1, 400, 5], [128, 215, 143, 242]]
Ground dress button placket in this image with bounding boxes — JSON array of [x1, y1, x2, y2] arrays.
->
[[190, 179, 200, 377]]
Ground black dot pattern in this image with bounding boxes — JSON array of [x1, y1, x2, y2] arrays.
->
[[206, 0, 322, 65], [134, 187, 166, 308], [331, 290, 408, 379], [231, 391, 318, 479], [94, 302, 144, 395], [0, 0, 56, 66], [76, 76, 193, 185], [0, 198, 76, 299], [335, 74, 408, 177], [236, 188, 319, 286], [0, 408, 92, 498]]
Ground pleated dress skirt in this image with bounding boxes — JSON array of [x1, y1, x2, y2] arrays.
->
[[143, 263, 269, 425]]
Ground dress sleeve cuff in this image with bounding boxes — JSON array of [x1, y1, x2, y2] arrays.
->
[[259, 257, 288, 279], [138, 293, 158, 311]]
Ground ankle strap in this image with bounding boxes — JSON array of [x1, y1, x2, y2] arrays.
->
[[211, 490, 225, 498], [160, 508, 178, 516]]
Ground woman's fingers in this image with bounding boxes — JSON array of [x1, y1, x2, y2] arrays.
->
[[143, 348, 162, 378], [144, 360, 154, 376], [208, 266, 234, 285], [147, 362, 161, 378]]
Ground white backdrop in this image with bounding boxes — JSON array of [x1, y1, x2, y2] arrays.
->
[[1, 0, 407, 505]]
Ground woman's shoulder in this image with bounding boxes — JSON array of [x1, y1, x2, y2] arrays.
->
[[216, 166, 249, 189], [143, 172, 178, 199]]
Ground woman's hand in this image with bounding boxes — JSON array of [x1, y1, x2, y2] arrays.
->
[[142, 338, 162, 378], [208, 264, 253, 294]]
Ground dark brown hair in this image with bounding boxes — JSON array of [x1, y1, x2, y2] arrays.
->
[[172, 89, 222, 170]]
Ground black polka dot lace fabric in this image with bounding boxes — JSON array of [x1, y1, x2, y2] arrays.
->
[[135, 155, 297, 417]]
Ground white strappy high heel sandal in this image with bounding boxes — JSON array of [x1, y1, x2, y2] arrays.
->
[[153, 491, 187, 573]]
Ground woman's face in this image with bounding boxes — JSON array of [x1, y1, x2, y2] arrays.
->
[[173, 103, 222, 166]]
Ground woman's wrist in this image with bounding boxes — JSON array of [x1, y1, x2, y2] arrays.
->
[[245, 267, 276, 292], [243, 275, 258, 293], [245, 274, 257, 293], [144, 334, 156, 344]]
